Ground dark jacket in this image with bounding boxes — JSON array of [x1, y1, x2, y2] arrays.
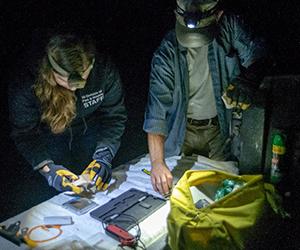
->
[[9, 53, 127, 170]]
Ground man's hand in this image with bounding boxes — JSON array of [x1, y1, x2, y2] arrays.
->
[[147, 133, 172, 196], [81, 160, 112, 191], [39, 164, 83, 194], [223, 79, 256, 110], [151, 161, 173, 196]]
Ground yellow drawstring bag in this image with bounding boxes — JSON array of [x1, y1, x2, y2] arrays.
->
[[167, 170, 286, 250]]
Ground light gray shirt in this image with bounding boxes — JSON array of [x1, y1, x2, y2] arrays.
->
[[186, 45, 217, 120]]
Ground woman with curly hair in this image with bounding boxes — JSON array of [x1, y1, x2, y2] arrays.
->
[[9, 33, 127, 194]]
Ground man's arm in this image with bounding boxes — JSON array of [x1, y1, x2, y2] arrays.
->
[[220, 14, 271, 109], [143, 32, 177, 195], [148, 133, 173, 195]]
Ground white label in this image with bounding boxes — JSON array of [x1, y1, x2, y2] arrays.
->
[[82, 90, 104, 108]]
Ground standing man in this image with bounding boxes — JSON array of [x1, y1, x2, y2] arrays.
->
[[143, 0, 268, 195]]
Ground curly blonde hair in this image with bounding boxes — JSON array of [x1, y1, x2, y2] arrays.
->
[[34, 34, 95, 134]]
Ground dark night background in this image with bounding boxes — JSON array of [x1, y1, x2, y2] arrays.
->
[[1, 0, 300, 248]]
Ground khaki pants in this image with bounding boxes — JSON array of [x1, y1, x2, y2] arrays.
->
[[181, 119, 226, 161]]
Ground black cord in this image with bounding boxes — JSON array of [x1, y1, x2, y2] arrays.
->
[[120, 214, 140, 238], [136, 239, 146, 250], [121, 214, 146, 250], [101, 213, 147, 250]]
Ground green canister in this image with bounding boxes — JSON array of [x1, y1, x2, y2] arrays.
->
[[270, 133, 286, 184]]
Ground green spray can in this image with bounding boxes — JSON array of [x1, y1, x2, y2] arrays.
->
[[270, 133, 286, 184]]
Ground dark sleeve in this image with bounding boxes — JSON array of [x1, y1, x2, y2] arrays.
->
[[92, 59, 127, 159], [8, 75, 53, 170], [219, 14, 270, 85], [231, 15, 272, 83], [224, 14, 267, 68]]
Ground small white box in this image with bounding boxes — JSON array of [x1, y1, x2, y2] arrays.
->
[[43, 216, 73, 225]]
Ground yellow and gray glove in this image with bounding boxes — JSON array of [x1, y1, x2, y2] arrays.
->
[[40, 164, 83, 194], [223, 58, 274, 110], [222, 78, 256, 110], [81, 160, 112, 191], [82, 148, 113, 191]]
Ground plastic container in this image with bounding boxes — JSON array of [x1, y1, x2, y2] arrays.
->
[[270, 133, 286, 184]]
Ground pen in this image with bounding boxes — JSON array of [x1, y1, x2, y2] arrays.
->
[[142, 168, 151, 176]]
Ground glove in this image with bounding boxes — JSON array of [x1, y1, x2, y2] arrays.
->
[[40, 164, 83, 194], [81, 160, 112, 191], [82, 147, 113, 191], [223, 78, 256, 110]]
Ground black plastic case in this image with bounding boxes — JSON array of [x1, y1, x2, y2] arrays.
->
[[90, 188, 166, 230]]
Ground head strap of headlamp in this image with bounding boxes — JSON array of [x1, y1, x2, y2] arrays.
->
[[47, 51, 70, 77], [47, 50, 87, 89], [176, 2, 219, 22]]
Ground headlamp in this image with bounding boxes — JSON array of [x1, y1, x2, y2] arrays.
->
[[67, 72, 87, 89], [175, 4, 218, 29], [47, 52, 94, 89], [184, 11, 203, 29]]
